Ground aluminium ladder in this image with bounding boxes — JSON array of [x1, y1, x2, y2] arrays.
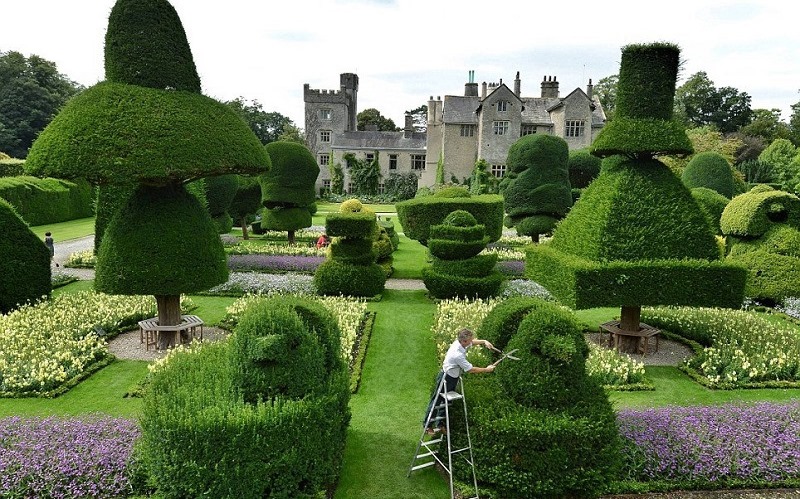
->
[[407, 375, 479, 499]]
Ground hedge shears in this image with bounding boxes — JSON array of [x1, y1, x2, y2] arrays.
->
[[490, 347, 520, 367]]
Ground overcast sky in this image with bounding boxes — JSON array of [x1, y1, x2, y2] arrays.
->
[[3, 0, 799, 128]]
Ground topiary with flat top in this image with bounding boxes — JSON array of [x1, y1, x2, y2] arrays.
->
[[0, 198, 50, 313]]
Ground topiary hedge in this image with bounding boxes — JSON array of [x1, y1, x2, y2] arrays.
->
[[691, 187, 729, 235], [0, 198, 51, 313], [0, 176, 94, 226], [314, 259, 386, 297], [138, 295, 350, 497], [568, 149, 601, 189], [682, 151, 736, 198], [395, 194, 504, 244], [720, 185, 800, 237]]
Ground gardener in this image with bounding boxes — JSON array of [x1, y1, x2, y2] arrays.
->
[[424, 328, 495, 435]]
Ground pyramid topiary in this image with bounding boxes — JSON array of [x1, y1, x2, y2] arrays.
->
[[0, 198, 50, 313]]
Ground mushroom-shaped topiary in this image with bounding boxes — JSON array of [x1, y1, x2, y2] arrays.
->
[[503, 134, 572, 242], [682, 151, 736, 199], [422, 209, 503, 298], [260, 141, 319, 245], [229, 175, 263, 240], [24, 0, 270, 330], [721, 185, 800, 303], [0, 198, 51, 313]]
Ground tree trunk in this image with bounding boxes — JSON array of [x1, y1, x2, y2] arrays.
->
[[617, 305, 642, 354], [155, 294, 182, 349], [240, 217, 249, 240], [288, 230, 296, 246], [531, 233, 540, 244]]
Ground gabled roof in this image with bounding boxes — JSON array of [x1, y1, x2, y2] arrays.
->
[[331, 130, 427, 150], [521, 97, 558, 125], [442, 95, 480, 123]]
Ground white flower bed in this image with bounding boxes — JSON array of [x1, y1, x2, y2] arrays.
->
[[227, 241, 326, 257], [206, 272, 315, 295]]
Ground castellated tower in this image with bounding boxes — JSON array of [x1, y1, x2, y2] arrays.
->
[[304, 73, 359, 166]]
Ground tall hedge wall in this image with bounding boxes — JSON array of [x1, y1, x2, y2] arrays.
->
[[395, 194, 504, 244], [0, 176, 94, 226]]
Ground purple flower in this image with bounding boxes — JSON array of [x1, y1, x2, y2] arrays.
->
[[496, 259, 525, 276], [227, 254, 325, 273]]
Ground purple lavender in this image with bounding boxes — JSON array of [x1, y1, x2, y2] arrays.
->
[[496, 259, 525, 276], [618, 402, 800, 483], [227, 254, 325, 273], [0, 415, 140, 498]]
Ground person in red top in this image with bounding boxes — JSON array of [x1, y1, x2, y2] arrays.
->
[[316, 233, 331, 249]]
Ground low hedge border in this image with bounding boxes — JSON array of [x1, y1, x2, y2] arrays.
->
[[348, 311, 376, 394]]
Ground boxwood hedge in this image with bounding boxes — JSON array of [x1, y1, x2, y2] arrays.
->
[[0, 176, 94, 226], [395, 194, 504, 244], [0, 198, 51, 313]]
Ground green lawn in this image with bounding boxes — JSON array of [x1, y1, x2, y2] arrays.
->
[[30, 216, 95, 241]]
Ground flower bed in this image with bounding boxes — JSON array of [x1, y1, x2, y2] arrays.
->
[[225, 240, 326, 257], [618, 402, 800, 488], [64, 249, 96, 268], [642, 306, 800, 388], [203, 271, 315, 295], [227, 254, 325, 273], [0, 415, 140, 498]]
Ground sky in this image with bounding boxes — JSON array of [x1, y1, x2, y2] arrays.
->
[[3, 0, 800, 128]]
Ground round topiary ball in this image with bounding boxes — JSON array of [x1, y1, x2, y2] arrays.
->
[[682, 151, 736, 199], [340, 198, 364, 213], [443, 209, 477, 227], [433, 186, 471, 198]]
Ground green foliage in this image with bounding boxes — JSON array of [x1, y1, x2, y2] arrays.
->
[[429, 254, 497, 277], [330, 162, 345, 195], [0, 176, 94, 226], [442, 209, 476, 227], [382, 172, 417, 201], [432, 186, 470, 198], [0, 198, 50, 313], [0, 158, 25, 177], [325, 212, 377, 238], [526, 244, 747, 310], [95, 183, 227, 296], [421, 268, 503, 299], [225, 97, 295, 145], [329, 238, 377, 264], [94, 183, 135, 253], [25, 82, 270, 184], [469, 158, 498, 195], [104, 0, 200, 92], [691, 187, 729, 234], [591, 43, 692, 157], [261, 141, 318, 208], [682, 151, 736, 198], [476, 296, 543, 350], [435, 150, 445, 184], [568, 149, 601, 188], [203, 174, 238, 217], [356, 108, 397, 131], [674, 71, 753, 133], [720, 185, 800, 237], [314, 260, 386, 297], [735, 159, 775, 184], [378, 219, 399, 250], [395, 194, 504, 244], [429, 224, 484, 242], [728, 248, 800, 302], [758, 138, 799, 190], [427, 237, 489, 260], [228, 175, 264, 225], [261, 206, 312, 232], [343, 152, 380, 196]]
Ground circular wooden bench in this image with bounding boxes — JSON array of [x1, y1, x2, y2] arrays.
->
[[138, 315, 204, 351]]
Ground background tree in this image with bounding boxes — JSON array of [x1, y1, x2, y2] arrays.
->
[[502, 134, 572, 243], [405, 104, 427, 132], [789, 98, 800, 146], [758, 138, 799, 190], [356, 108, 398, 131], [276, 123, 305, 144], [24, 0, 269, 332], [343, 152, 379, 195], [261, 141, 319, 245], [225, 97, 294, 145], [739, 108, 791, 144], [0, 51, 82, 158], [593, 74, 618, 120], [674, 71, 752, 133]]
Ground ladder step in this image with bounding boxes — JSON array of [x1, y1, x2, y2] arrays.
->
[[415, 451, 435, 459], [444, 391, 463, 401], [421, 438, 442, 446], [410, 462, 435, 471], [451, 447, 471, 455]]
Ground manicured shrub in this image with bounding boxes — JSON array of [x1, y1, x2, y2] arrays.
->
[[432, 185, 470, 198], [430, 254, 497, 278], [261, 206, 312, 231], [475, 296, 543, 350], [0, 176, 94, 226], [0, 198, 50, 314], [568, 149, 601, 188], [202, 174, 238, 233], [691, 186, 729, 234], [326, 212, 377, 238], [94, 183, 135, 253], [314, 259, 386, 297], [0, 158, 24, 177], [720, 185, 800, 237], [378, 218, 399, 250], [396, 194, 504, 244], [682, 151, 736, 198]]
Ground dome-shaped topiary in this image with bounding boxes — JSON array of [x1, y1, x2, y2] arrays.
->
[[339, 198, 364, 213], [691, 187, 730, 234], [261, 141, 319, 208], [432, 186, 471, 198], [442, 209, 477, 227], [0, 198, 51, 313], [682, 152, 736, 198]]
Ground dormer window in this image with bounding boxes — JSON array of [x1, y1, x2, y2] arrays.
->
[[497, 100, 509, 112]]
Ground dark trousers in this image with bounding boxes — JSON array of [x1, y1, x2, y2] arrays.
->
[[423, 371, 459, 429]]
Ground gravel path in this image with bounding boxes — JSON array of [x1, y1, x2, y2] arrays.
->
[[107, 326, 230, 361]]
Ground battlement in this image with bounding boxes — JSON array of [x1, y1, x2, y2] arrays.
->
[[304, 83, 348, 104]]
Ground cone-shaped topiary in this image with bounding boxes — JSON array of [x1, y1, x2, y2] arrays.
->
[[528, 42, 746, 354], [261, 141, 319, 244], [682, 151, 736, 199], [422, 209, 503, 298], [721, 186, 800, 303], [0, 198, 51, 313], [503, 134, 572, 242]]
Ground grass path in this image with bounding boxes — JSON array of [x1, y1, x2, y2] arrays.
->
[[335, 289, 448, 499]]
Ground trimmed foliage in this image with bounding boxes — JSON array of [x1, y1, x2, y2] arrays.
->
[[94, 183, 135, 253], [138, 296, 350, 497], [25, 82, 270, 184], [95, 183, 227, 296], [682, 151, 736, 198], [0, 198, 50, 314], [720, 185, 800, 237], [325, 212, 376, 238], [262, 141, 319, 208], [0, 176, 93, 226], [691, 187, 729, 234], [314, 260, 386, 297], [203, 174, 238, 230], [455, 299, 620, 498], [396, 194, 504, 244], [432, 186, 470, 198], [503, 134, 572, 239], [261, 206, 312, 232], [568, 149, 601, 189], [591, 43, 692, 157], [104, 0, 201, 92]]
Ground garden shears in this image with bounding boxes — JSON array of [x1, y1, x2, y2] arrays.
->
[[490, 348, 520, 367]]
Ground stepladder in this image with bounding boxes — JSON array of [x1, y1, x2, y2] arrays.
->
[[407, 373, 479, 499]]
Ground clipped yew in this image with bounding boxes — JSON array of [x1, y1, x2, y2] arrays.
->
[[0, 198, 50, 313], [261, 141, 319, 245], [682, 151, 736, 199], [229, 175, 263, 240], [24, 0, 269, 328]]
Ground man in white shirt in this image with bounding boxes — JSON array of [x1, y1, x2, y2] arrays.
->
[[425, 328, 495, 435]]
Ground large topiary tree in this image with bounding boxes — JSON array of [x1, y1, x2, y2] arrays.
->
[[24, 0, 269, 331], [203, 174, 239, 234], [527, 42, 746, 354], [502, 134, 572, 242], [0, 198, 50, 313], [261, 141, 318, 245]]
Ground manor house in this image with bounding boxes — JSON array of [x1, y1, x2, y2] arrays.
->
[[304, 72, 606, 194]]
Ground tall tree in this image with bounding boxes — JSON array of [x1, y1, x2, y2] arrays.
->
[[738, 108, 791, 144], [788, 97, 800, 146], [276, 122, 305, 144], [0, 51, 82, 158], [593, 74, 618, 120], [405, 104, 427, 132], [674, 71, 752, 133], [356, 108, 398, 131], [225, 97, 294, 145]]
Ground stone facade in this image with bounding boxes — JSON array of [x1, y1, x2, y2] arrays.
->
[[304, 72, 605, 193]]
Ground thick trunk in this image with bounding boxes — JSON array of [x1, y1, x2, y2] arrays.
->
[[155, 294, 182, 349], [617, 305, 642, 354], [240, 218, 249, 240], [288, 230, 296, 246], [531, 233, 540, 244]]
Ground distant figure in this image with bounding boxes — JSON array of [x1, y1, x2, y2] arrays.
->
[[44, 231, 58, 267], [316, 233, 331, 249]]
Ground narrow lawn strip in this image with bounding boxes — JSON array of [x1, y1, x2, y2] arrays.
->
[[335, 289, 448, 499], [390, 233, 427, 280]]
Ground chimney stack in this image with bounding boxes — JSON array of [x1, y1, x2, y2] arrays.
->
[[404, 113, 414, 138], [586, 78, 593, 98], [541, 75, 559, 98], [514, 71, 521, 97], [481, 82, 487, 99]]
